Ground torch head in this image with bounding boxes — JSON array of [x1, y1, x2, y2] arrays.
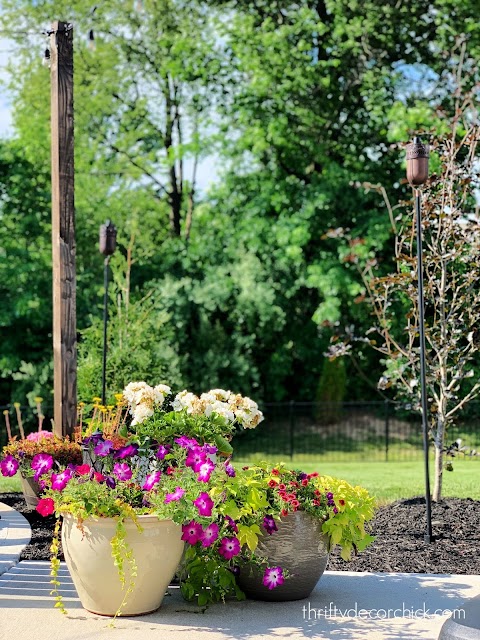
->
[[406, 136, 429, 187], [99, 220, 117, 256]]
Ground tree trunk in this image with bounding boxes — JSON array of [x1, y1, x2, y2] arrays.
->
[[432, 443, 443, 502]]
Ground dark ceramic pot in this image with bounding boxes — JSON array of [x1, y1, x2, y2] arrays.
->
[[20, 474, 41, 509], [236, 511, 329, 601]]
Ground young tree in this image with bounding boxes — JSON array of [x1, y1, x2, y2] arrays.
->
[[327, 95, 480, 501]]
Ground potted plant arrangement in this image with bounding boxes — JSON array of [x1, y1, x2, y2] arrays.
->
[[33, 381, 375, 617]]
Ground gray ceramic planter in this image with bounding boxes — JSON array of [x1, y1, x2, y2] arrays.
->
[[236, 511, 329, 601]]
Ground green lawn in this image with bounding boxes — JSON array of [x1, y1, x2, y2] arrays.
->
[[236, 459, 480, 503], [1, 459, 478, 505]]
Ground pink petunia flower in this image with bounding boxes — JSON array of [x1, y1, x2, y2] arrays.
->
[[193, 492, 214, 516], [185, 447, 207, 472], [197, 459, 215, 483], [113, 462, 133, 481], [164, 487, 186, 503], [175, 436, 199, 449], [200, 523, 219, 547], [0, 455, 19, 477], [218, 536, 241, 560], [263, 566, 284, 590], [142, 471, 162, 491], [263, 515, 278, 535], [26, 431, 54, 442], [51, 468, 73, 491], [31, 453, 54, 481], [36, 497, 55, 517], [181, 520, 203, 545]]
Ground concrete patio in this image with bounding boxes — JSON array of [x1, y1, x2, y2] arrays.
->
[[1, 501, 477, 639]]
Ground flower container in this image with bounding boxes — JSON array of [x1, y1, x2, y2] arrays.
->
[[62, 514, 184, 616], [20, 473, 41, 509], [236, 511, 330, 601]]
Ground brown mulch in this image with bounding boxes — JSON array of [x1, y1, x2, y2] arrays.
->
[[1, 492, 479, 574]]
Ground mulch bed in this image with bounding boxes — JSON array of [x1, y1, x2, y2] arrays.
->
[[1, 492, 479, 574]]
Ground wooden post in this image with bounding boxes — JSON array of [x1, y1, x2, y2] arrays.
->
[[50, 21, 76, 437]]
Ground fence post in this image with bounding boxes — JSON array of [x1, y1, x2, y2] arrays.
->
[[385, 400, 390, 462], [289, 400, 295, 460]]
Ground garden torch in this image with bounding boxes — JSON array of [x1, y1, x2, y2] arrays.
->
[[99, 220, 117, 406]]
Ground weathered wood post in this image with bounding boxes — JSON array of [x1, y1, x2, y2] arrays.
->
[[50, 21, 76, 437]]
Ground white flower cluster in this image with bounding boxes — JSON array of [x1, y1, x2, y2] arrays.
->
[[123, 381, 171, 426], [173, 388, 264, 429]]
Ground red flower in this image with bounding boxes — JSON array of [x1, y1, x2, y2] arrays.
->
[[301, 479, 309, 486], [271, 468, 280, 476], [166, 467, 175, 475], [281, 509, 288, 516], [286, 493, 296, 501], [307, 472, 319, 478], [314, 490, 321, 496], [268, 479, 278, 488], [278, 483, 286, 490], [289, 481, 299, 488], [93, 472, 105, 483], [313, 499, 320, 506], [36, 498, 55, 517], [291, 499, 300, 509], [75, 464, 91, 475], [339, 499, 345, 506], [278, 491, 288, 501]]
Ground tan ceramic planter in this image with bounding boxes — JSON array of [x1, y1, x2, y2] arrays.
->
[[62, 514, 184, 616]]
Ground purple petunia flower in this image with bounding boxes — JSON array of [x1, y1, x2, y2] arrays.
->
[[202, 444, 217, 455], [181, 520, 203, 545], [156, 444, 171, 460], [164, 487, 186, 503], [298, 472, 308, 480], [114, 443, 139, 459], [224, 463, 235, 477], [0, 455, 19, 477], [142, 471, 162, 491], [197, 459, 215, 483], [263, 566, 284, 590], [175, 436, 199, 449], [113, 462, 133, 481], [51, 468, 73, 491], [218, 536, 241, 560], [263, 515, 278, 535], [326, 492, 334, 499], [200, 523, 219, 547], [94, 439, 114, 457], [105, 476, 116, 489], [193, 492, 214, 516], [31, 453, 54, 481], [185, 447, 207, 472], [82, 430, 103, 446], [225, 515, 239, 533]]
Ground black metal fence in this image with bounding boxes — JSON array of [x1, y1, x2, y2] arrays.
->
[[231, 401, 480, 462], [2, 400, 480, 463]]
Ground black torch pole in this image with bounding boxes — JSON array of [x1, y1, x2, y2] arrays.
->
[[99, 220, 117, 406], [414, 189, 433, 543], [406, 137, 433, 543], [101, 256, 110, 406]]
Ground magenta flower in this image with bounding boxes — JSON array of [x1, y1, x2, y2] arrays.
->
[[113, 462, 132, 481], [263, 566, 284, 590], [218, 536, 241, 560], [181, 520, 203, 545], [156, 444, 171, 460], [175, 436, 199, 449], [142, 471, 162, 491], [0, 455, 19, 477], [193, 492, 214, 516], [197, 459, 215, 483], [31, 453, 54, 481], [200, 523, 219, 547], [114, 443, 139, 459], [51, 468, 73, 491], [263, 515, 278, 535], [164, 487, 186, 503], [94, 439, 114, 457], [186, 447, 207, 472], [202, 444, 217, 455]]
